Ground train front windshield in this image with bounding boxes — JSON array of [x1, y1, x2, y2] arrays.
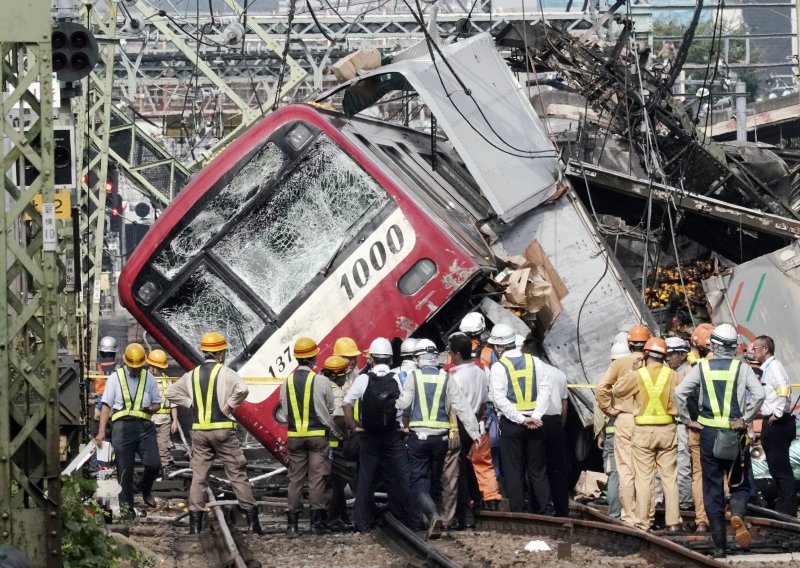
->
[[133, 123, 390, 366]]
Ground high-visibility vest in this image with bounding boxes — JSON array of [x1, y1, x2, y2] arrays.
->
[[634, 366, 675, 425], [605, 414, 616, 435], [408, 369, 450, 430], [155, 378, 171, 415], [698, 359, 741, 429], [500, 354, 537, 412], [192, 363, 236, 430], [95, 360, 116, 396], [287, 369, 326, 438], [111, 368, 151, 421]]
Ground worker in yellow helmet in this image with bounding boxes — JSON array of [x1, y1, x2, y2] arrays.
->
[[93, 342, 162, 519], [333, 337, 362, 386], [277, 337, 335, 537], [321, 355, 357, 532], [147, 349, 178, 473], [166, 332, 262, 536]]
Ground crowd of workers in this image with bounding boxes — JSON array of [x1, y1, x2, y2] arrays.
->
[[90, 311, 792, 560]]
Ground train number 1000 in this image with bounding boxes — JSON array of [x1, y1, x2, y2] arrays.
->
[[339, 224, 404, 301]]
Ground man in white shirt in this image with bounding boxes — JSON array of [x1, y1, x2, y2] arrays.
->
[[488, 324, 553, 514], [343, 338, 418, 532], [541, 350, 569, 517], [752, 334, 796, 516], [447, 333, 490, 529]]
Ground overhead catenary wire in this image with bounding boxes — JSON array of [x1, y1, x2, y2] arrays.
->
[[273, 0, 297, 111]]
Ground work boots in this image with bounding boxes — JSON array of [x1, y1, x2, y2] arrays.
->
[[246, 507, 265, 535], [708, 517, 727, 559], [311, 509, 330, 535], [729, 497, 752, 550], [188, 511, 205, 535], [286, 511, 300, 539]]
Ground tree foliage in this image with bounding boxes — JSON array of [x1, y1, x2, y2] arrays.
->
[[653, 17, 763, 100]]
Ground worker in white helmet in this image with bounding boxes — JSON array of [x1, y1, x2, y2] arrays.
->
[[488, 323, 555, 514], [391, 338, 418, 386]]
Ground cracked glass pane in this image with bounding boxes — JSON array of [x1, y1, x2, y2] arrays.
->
[[153, 142, 286, 279], [212, 135, 389, 313], [156, 263, 263, 359]]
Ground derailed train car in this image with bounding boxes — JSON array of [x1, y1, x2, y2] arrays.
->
[[119, 33, 649, 464]]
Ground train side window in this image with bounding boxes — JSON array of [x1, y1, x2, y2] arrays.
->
[[398, 258, 437, 295]]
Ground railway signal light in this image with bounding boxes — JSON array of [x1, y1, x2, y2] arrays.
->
[[52, 22, 99, 82]]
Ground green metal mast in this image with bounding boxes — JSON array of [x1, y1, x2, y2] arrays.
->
[[0, 3, 63, 565]]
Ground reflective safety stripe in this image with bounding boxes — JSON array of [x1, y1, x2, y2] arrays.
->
[[776, 385, 791, 397], [501, 355, 537, 411], [634, 366, 675, 425], [329, 439, 341, 449], [697, 359, 740, 429], [111, 368, 150, 421], [354, 398, 361, 423], [192, 364, 236, 430], [288, 371, 326, 437], [409, 371, 450, 429], [605, 426, 616, 434], [155, 378, 171, 414]]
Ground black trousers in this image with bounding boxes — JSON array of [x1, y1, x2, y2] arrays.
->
[[354, 430, 418, 530], [408, 432, 448, 520], [499, 417, 553, 514], [700, 427, 752, 519], [542, 414, 570, 517], [111, 419, 160, 511], [762, 414, 797, 516], [455, 422, 480, 521], [327, 447, 358, 523]]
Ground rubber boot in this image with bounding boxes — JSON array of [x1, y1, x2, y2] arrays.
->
[[246, 507, 265, 535], [730, 496, 752, 550], [286, 511, 300, 539], [311, 509, 330, 535], [188, 511, 205, 535], [709, 517, 727, 559]]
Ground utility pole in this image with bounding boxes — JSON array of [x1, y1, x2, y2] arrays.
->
[[0, 3, 63, 565], [735, 80, 748, 141]]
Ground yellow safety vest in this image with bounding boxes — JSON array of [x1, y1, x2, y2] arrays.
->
[[111, 368, 151, 421], [408, 370, 450, 430], [698, 359, 740, 429], [500, 355, 537, 412], [634, 366, 675, 425], [155, 377, 171, 415], [287, 370, 326, 438], [192, 363, 236, 430]]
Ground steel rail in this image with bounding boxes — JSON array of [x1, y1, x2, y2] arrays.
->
[[206, 489, 248, 568], [375, 512, 463, 568], [476, 510, 725, 567]]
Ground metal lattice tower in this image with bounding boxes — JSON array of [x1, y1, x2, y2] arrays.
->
[[0, 4, 62, 565]]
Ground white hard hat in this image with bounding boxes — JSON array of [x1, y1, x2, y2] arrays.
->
[[459, 312, 485, 335], [367, 337, 393, 358], [613, 331, 629, 345], [710, 323, 738, 347], [665, 336, 689, 353], [515, 334, 525, 350], [414, 338, 438, 356], [400, 338, 419, 357], [610, 342, 630, 360], [99, 336, 117, 353], [487, 324, 516, 346]]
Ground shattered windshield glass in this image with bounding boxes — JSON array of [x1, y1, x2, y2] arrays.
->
[[153, 142, 286, 279], [211, 135, 389, 313], [156, 263, 263, 359]]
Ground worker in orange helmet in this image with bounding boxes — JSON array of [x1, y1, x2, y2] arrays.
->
[[147, 349, 178, 473], [688, 323, 714, 366], [277, 337, 336, 537], [166, 332, 262, 535], [596, 323, 649, 525], [614, 337, 683, 532]]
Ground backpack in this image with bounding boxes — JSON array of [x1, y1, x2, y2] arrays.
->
[[361, 372, 400, 433]]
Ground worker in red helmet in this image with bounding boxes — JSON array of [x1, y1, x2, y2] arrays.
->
[[596, 324, 649, 525], [614, 337, 683, 532]]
